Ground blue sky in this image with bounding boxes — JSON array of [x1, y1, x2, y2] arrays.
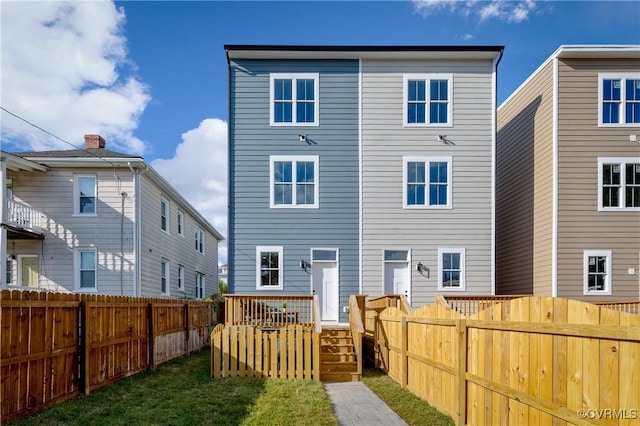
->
[[1, 0, 639, 265]]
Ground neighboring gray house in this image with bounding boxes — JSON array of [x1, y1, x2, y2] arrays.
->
[[227, 45, 503, 316], [497, 45, 640, 301], [1, 134, 223, 298]]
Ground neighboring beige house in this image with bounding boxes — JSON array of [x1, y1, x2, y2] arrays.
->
[[497, 45, 640, 301], [1, 134, 223, 298]]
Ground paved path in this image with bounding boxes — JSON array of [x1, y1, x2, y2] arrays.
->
[[324, 382, 409, 426]]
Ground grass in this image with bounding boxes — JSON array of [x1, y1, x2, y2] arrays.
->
[[11, 348, 337, 426], [362, 369, 454, 426]]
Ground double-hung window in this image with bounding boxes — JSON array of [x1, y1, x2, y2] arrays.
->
[[161, 259, 169, 295], [74, 175, 96, 215], [195, 228, 205, 254], [599, 73, 640, 126], [196, 272, 205, 299], [438, 248, 465, 291], [403, 157, 452, 208], [161, 197, 169, 233], [75, 249, 97, 291], [270, 156, 319, 208], [177, 210, 184, 236], [598, 158, 640, 211], [177, 265, 184, 291], [404, 74, 453, 126], [270, 73, 319, 126], [583, 250, 612, 295], [256, 246, 283, 290]]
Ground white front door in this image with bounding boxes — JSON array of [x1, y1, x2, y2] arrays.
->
[[18, 255, 39, 288], [312, 249, 339, 322], [383, 250, 410, 302], [384, 262, 409, 296]]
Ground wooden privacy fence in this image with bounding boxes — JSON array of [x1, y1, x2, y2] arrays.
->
[[211, 324, 320, 381], [1, 290, 215, 423], [366, 296, 640, 426]]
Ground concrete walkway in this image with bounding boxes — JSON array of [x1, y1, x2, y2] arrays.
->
[[324, 382, 409, 426]]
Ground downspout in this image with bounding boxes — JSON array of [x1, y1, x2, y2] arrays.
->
[[492, 48, 504, 295], [552, 55, 559, 297], [128, 162, 141, 297], [0, 157, 7, 288], [226, 49, 234, 294]]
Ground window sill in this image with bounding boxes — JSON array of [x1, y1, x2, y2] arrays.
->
[[255, 286, 284, 291], [269, 122, 319, 127], [72, 213, 98, 217], [75, 288, 98, 293], [403, 205, 452, 210]]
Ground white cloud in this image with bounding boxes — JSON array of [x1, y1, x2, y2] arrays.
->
[[0, 1, 149, 153], [151, 119, 228, 265], [413, 0, 537, 23]]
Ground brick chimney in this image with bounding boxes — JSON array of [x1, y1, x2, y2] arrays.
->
[[84, 134, 106, 149]]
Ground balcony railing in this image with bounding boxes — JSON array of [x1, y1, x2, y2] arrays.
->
[[7, 200, 42, 232], [224, 294, 317, 329]]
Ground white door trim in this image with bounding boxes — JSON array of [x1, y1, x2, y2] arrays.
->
[[310, 248, 340, 322], [17, 254, 39, 288], [381, 249, 412, 303]]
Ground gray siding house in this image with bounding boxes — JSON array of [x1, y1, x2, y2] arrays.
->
[[497, 45, 640, 301], [1, 134, 223, 298], [227, 45, 503, 316]]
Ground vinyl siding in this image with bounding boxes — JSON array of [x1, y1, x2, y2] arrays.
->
[[496, 62, 554, 296], [556, 58, 640, 300], [7, 168, 136, 294], [139, 174, 218, 298], [229, 59, 360, 320], [361, 60, 495, 306]]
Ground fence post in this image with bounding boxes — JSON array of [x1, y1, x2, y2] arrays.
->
[[148, 303, 155, 370], [456, 319, 467, 426], [401, 316, 408, 389], [184, 303, 190, 355], [80, 300, 90, 395]]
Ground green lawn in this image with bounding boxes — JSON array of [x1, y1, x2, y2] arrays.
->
[[11, 349, 337, 426], [362, 369, 454, 426]]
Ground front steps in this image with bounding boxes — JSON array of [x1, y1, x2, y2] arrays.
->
[[320, 326, 361, 382]]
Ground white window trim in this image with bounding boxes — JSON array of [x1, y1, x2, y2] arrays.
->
[[403, 156, 453, 209], [256, 246, 284, 290], [270, 72, 320, 127], [177, 210, 184, 236], [73, 174, 97, 216], [597, 157, 640, 211], [177, 265, 184, 291], [74, 249, 97, 292], [270, 155, 319, 209], [403, 73, 453, 127], [196, 272, 206, 299], [598, 72, 640, 127], [583, 250, 612, 295], [438, 247, 466, 292], [195, 227, 205, 255], [161, 196, 170, 234], [161, 259, 170, 296]]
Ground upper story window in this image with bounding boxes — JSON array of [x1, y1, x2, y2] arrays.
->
[[270, 73, 319, 126], [270, 156, 319, 208], [583, 250, 612, 295], [195, 228, 205, 254], [74, 175, 96, 215], [75, 249, 97, 291], [403, 157, 452, 209], [404, 74, 453, 126], [599, 73, 640, 126], [598, 158, 640, 211], [438, 248, 466, 291], [256, 246, 283, 290], [161, 197, 169, 233], [177, 210, 184, 236]]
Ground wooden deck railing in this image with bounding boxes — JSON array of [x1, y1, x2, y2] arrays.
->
[[349, 295, 366, 377], [367, 294, 412, 313], [594, 300, 640, 315], [224, 294, 316, 328], [437, 294, 530, 317]]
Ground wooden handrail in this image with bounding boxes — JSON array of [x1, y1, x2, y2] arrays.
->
[[349, 295, 365, 376]]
